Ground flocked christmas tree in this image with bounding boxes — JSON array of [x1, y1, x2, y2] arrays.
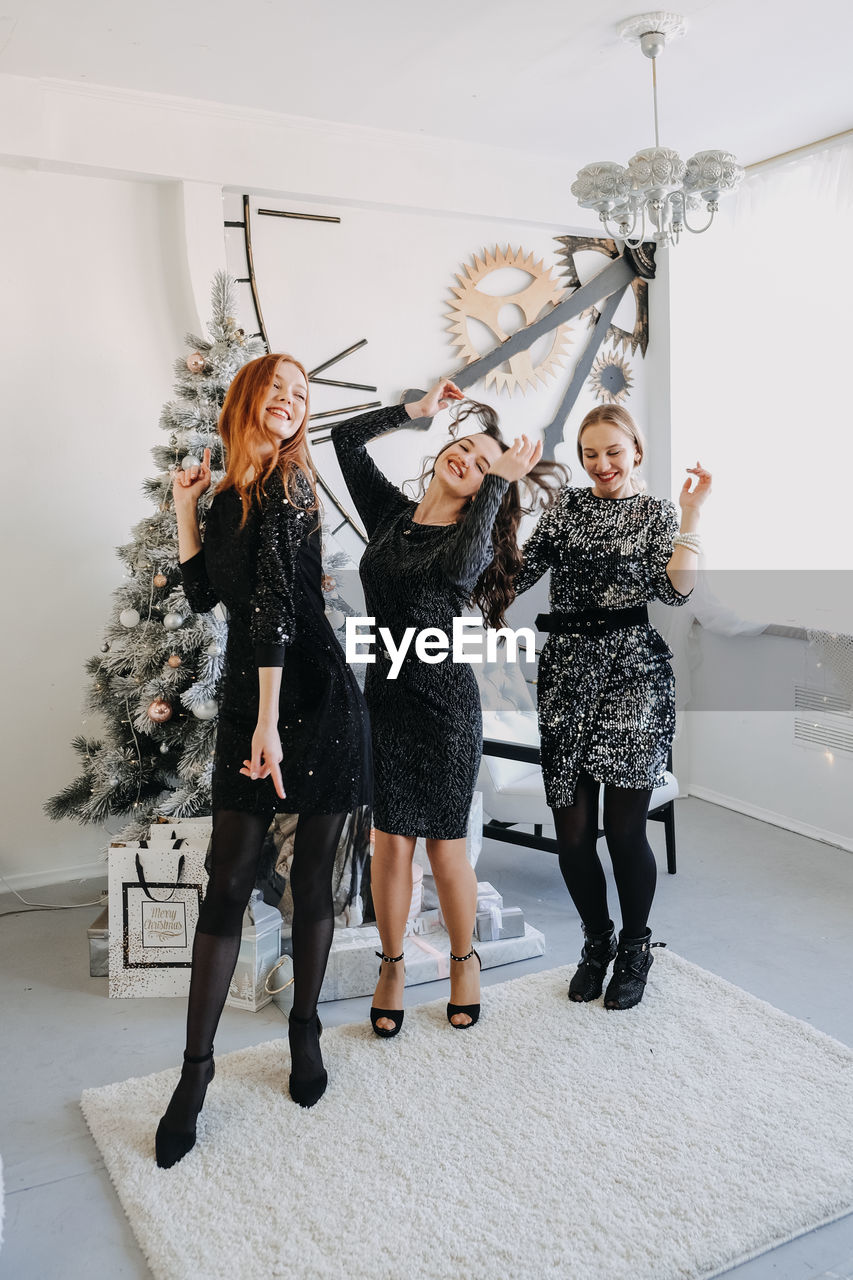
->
[[46, 274, 265, 837]]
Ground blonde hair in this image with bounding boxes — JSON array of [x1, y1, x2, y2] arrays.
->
[[577, 404, 647, 493]]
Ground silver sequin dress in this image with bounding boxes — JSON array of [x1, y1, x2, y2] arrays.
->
[[514, 487, 691, 806]]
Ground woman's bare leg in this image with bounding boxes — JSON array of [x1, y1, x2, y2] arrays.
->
[[426, 837, 480, 1026], [371, 829, 416, 1030]]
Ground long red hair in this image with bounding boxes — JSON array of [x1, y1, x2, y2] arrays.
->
[[217, 353, 318, 525]]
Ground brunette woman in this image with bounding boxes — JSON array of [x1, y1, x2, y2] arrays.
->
[[332, 381, 561, 1035], [156, 353, 371, 1167], [514, 403, 710, 1009]]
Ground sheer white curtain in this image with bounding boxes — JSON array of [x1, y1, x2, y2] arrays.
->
[[668, 138, 853, 600]]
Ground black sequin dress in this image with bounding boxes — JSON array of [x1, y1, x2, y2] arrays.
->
[[514, 487, 691, 806], [332, 405, 508, 839], [180, 466, 371, 818]]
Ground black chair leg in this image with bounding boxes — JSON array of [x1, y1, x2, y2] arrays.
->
[[663, 803, 677, 875]]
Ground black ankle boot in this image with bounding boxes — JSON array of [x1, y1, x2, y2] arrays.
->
[[604, 929, 665, 1010], [288, 1011, 327, 1108], [568, 921, 617, 1002]]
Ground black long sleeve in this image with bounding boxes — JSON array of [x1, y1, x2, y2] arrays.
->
[[331, 404, 420, 537], [180, 549, 220, 614]]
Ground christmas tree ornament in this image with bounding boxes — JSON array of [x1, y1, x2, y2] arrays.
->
[[206, 641, 222, 656], [119, 608, 140, 629], [100, 642, 110, 653], [163, 612, 184, 631], [147, 698, 173, 723], [153, 573, 168, 588], [186, 351, 206, 373], [181, 455, 201, 471], [167, 654, 182, 668], [193, 699, 219, 721], [160, 742, 170, 754]]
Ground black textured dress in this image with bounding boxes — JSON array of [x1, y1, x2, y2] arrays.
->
[[180, 465, 371, 818], [514, 487, 691, 806], [332, 405, 508, 839]]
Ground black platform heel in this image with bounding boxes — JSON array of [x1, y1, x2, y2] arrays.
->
[[569, 921, 617, 1002], [604, 929, 666, 1010], [447, 947, 482, 1029], [288, 1010, 327, 1107], [154, 1048, 215, 1169], [370, 950, 405, 1038]]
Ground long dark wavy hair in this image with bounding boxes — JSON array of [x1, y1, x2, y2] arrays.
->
[[404, 399, 568, 629]]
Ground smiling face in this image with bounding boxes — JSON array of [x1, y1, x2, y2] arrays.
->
[[262, 358, 308, 445], [435, 432, 504, 499], [580, 422, 641, 499]]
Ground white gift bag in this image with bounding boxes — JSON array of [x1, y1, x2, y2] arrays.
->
[[107, 841, 208, 998]]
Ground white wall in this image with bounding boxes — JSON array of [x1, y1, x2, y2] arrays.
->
[[1, 166, 199, 886], [667, 147, 853, 851]]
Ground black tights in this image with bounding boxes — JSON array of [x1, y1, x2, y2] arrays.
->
[[162, 807, 346, 1132], [552, 771, 656, 938]]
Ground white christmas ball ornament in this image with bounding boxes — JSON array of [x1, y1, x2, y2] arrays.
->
[[206, 641, 222, 656], [181, 455, 201, 471], [163, 612, 184, 631], [119, 608, 140, 629], [193, 699, 219, 721]]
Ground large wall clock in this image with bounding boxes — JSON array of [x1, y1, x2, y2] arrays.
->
[[227, 196, 656, 545]]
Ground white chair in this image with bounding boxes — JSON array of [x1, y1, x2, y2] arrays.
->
[[475, 658, 680, 874]]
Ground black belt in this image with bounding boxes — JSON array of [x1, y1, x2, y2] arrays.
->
[[535, 605, 648, 636]]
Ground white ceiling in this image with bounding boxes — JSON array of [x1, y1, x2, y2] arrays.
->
[[1, 0, 850, 172]]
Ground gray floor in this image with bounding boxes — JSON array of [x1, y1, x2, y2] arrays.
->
[[1, 797, 852, 1280]]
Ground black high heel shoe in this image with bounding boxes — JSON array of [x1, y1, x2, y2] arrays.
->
[[154, 1049, 214, 1169], [370, 950, 405, 1038], [447, 948, 482, 1028], [288, 1010, 327, 1107]]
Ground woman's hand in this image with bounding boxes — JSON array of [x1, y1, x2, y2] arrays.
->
[[488, 434, 544, 482], [172, 447, 212, 511], [406, 379, 464, 420], [240, 720, 285, 800], [679, 461, 712, 513]]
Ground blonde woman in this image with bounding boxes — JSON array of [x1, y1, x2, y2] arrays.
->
[[514, 404, 710, 1008]]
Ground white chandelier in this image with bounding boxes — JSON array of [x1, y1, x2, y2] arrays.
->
[[572, 11, 744, 247]]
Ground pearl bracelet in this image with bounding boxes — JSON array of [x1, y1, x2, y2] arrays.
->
[[673, 534, 702, 554]]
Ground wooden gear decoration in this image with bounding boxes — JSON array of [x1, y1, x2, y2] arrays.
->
[[447, 246, 573, 395]]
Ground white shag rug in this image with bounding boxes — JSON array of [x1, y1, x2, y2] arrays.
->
[[81, 951, 853, 1280]]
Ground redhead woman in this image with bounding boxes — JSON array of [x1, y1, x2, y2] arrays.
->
[[156, 354, 371, 1167], [514, 404, 710, 1009]]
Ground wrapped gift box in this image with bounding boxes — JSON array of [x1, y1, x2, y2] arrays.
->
[[475, 905, 525, 943], [87, 907, 109, 977], [282, 919, 545, 1002], [476, 881, 503, 911]]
